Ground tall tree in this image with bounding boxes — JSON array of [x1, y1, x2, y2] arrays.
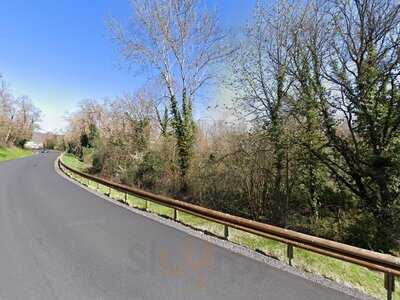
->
[[109, 0, 231, 190], [288, 0, 331, 221], [0, 79, 41, 147], [291, 0, 400, 251], [230, 0, 297, 226]]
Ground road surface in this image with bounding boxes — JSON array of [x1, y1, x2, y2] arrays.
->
[[0, 153, 358, 300]]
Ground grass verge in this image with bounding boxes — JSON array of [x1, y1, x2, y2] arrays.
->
[[61, 153, 398, 300], [0, 147, 33, 162], [61, 153, 89, 172]]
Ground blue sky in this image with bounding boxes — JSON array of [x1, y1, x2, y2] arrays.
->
[[0, 0, 254, 132]]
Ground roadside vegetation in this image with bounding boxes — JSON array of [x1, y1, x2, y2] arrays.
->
[[0, 74, 41, 148], [0, 73, 41, 158], [62, 153, 400, 299], [0, 147, 32, 162]]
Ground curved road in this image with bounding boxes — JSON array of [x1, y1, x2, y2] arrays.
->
[[0, 153, 357, 300]]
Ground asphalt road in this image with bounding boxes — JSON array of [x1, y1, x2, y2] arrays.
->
[[0, 152, 358, 300]]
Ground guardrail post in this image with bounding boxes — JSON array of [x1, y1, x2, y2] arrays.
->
[[108, 187, 111, 197], [145, 200, 148, 211], [385, 273, 395, 300], [224, 225, 229, 239], [96, 182, 99, 190], [124, 193, 128, 204], [173, 208, 177, 220], [287, 244, 294, 266]]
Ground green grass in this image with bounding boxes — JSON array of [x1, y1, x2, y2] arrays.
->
[[229, 229, 400, 299], [61, 153, 89, 172], [0, 147, 33, 162], [61, 153, 399, 300]]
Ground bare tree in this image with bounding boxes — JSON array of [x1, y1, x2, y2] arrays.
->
[[14, 96, 41, 145], [109, 0, 232, 190], [230, 0, 298, 226], [0, 79, 16, 146], [0, 77, 41, 147]]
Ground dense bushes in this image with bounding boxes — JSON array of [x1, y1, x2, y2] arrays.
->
[[66, 113, 400, 253]]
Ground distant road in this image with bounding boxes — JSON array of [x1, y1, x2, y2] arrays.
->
[[0, 153, 357, 300]]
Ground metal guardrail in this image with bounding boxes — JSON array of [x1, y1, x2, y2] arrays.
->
[[58, 157, 399, 299]]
